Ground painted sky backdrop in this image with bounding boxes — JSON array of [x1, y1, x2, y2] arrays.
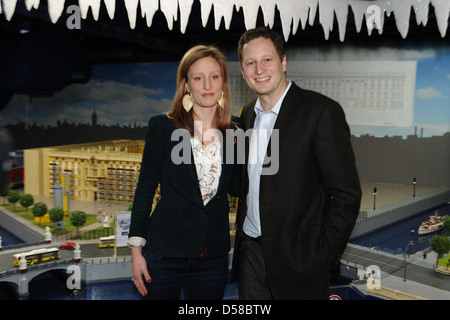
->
[[0, 44, 449, 138]]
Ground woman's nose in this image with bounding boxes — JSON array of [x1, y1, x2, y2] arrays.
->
[[204, 78, 211, 89]]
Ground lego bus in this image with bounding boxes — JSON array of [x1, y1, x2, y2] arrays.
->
[[13, 247, 60, 266], [98, 235, 115, 248]]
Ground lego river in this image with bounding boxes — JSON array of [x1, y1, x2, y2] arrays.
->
[[351, 204, 450, 254], [1, 205, 448, 299]]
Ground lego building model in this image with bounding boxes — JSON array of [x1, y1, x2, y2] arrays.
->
[[23, 139, 238, 235], [24, 140, 144, 208]]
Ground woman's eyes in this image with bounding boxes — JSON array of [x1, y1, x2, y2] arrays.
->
[[193, 74, 221, 81]]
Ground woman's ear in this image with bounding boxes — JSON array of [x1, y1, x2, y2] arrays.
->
[[183, 78, 189, 93]]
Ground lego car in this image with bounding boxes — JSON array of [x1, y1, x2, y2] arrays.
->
[[59, 241, 77, 250]]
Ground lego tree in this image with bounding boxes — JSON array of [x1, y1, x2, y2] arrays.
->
[[6, 189, 20, 211], [0, 186, 10, 205], [32, 201, 48, 226], [70, 210, 87, 239], [430, 235, 450, 268], [49, 207, 64, 231], [19, 193, 34, 216]]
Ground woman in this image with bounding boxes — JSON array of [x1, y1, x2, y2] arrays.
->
[[128, 45, 239, 300]]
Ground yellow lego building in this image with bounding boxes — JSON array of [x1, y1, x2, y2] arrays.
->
[[24, 140, 144, 206]]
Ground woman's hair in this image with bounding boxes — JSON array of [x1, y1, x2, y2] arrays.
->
[[167, 44, 232, 135]]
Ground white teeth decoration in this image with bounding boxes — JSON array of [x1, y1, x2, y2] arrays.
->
[[47, 0, 65, 23], [103, 0, 115, 19], [124, 0, 139, 29], [179, 0, 193, 33], [160, 0, 178, 30], [24, 0, 39, 11], [78, 0, 101, 20], [0, 0, 448, 40], [1, 0, 18, 20], [432, 0, 450, 37]]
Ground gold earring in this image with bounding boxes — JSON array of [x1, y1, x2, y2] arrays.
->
[[218, 91, 225, 109], [182, 93, 194, 112]]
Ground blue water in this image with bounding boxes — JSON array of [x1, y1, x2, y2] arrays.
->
[[3, 271, 238, 300], [2, 205, 447, 300], [0, 225, 24, 246], [351, 205, 450, 254], [0, 270, 374, 300]]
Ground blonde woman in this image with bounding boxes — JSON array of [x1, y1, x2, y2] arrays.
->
[[128, 45, 239, 300]]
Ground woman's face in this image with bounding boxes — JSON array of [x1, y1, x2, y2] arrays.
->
[[185, 56, 223, 110]]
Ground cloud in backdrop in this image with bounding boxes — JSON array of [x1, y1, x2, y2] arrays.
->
[[0, 47, 448, 138]]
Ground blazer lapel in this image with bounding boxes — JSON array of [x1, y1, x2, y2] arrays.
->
[[175, 134, 203, 205], [262, 83, 302, 171], [272, 83, 300, 144], [216, 126, 236, 196], [186, 129, 233, 205], [186, 149, 199, 186]]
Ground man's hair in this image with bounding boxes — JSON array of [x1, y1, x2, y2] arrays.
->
[[237, 27, 285, 65]]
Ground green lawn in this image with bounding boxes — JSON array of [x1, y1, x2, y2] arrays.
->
[[438, 254, 450, 268], [2, 204, 105, 237]]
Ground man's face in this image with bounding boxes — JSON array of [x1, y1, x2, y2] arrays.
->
[[240, 37, 287, 108]]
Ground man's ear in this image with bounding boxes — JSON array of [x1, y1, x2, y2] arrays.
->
[[240, 66, 246, 80], [282, 54, 287, 73]]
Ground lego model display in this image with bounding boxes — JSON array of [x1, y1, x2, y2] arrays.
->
[[418, 211, 448, 235], [98, 235, 115, 248], [12, 247, 60, 266], [59, 241, 77, 250], [24, 140, 144, 206]]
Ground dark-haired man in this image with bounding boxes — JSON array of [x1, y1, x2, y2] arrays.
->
[[231, 27, 361, 300]]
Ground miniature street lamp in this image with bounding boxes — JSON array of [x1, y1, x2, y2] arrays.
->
[[373, 187, 377, 210], [403, 241, 414, 281]]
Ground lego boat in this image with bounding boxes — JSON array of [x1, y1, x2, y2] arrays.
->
[[418, 212, 447, 235]]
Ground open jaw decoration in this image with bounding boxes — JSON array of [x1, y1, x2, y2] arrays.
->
[[0, 0, 449, 40]]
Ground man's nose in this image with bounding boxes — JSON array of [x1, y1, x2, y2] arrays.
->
[[255, 62, 264, 74]]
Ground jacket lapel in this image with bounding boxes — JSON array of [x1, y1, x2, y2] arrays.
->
[[170, 129, 203, 205], [184, 127, 235, 206], [271, 83, 300, 144], [260, 83, 299, 168], [216, 126, 235, 197], [186, 148, 200, 189]]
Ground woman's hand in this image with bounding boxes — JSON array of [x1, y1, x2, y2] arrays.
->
[[131, 246, 152, 296]]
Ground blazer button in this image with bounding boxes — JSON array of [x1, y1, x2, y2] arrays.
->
[[203, 210, 208, 216]]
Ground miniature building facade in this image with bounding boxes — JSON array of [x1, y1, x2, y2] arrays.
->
[[228, 60, 416, 127], [24, 140, 144, 205]]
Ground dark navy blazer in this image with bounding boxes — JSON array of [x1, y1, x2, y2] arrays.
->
[[231, 83, 361, 299], [129, 114, 240, 258]]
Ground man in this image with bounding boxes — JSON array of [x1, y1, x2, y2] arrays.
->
[[231, 27, 362, 300]]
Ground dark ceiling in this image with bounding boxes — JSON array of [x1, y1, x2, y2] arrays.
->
[[0, 0, 447, 111]]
